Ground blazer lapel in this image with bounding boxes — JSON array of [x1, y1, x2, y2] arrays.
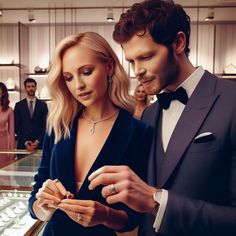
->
[[54, 111, 80, 193], [158, 72, 219, 187], [33, 99, 39, 118]]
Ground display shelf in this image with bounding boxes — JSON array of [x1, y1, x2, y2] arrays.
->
[[215, 73, 236, 80], [25, 73, 48, 78], [7, 87, 20, 95], [7, 89, 19, 92], [39, 98, 52, 102], [0, 64, 20, 68]]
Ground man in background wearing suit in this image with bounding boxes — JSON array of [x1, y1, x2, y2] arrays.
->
[[14, 78, 48, 151], [88, 1, 236, 236]]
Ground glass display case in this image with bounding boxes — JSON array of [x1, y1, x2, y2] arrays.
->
[[0, 150, 45, 236]]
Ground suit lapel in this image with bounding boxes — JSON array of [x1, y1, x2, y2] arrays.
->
[[33, 99, 39, 118], [143, 102, 162, 187], [158, 72, 219, 187], [22, 98, 31, 119]]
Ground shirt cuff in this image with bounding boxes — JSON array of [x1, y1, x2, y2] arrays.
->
[[153, 189, 168, 232]]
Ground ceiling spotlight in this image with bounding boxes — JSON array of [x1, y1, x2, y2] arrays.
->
[[205, 9, 214, 21], [107, 8, 114, 22], [0, 10, 2, 17], [28, 10, 36, 23]]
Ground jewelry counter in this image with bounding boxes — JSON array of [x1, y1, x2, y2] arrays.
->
[[0, 150, 45, 236]]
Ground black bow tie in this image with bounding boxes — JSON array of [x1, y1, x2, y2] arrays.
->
[[156, 87, 188, 110]]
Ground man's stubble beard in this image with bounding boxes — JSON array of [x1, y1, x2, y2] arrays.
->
[[157, 52, 180, 94]]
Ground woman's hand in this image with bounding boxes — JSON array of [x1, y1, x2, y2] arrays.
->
[[58, 199, 127, 230], [34, 179, 74, 221], [58, 199, 109, 227]]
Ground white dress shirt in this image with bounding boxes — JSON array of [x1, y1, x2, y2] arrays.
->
[[153, 66, 205, 232]]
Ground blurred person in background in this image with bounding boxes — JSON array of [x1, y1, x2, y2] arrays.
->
[[0, 82, 15, 165], [133, 83, 150, 119], [14, 78, 48, 151]]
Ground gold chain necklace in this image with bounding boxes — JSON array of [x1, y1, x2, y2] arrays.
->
[[83, 110, 119, 135]]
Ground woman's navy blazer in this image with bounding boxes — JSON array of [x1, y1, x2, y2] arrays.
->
[[28, 109, 153, 236]]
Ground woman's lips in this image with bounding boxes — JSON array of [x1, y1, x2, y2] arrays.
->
[[78, 91, 92, 99]]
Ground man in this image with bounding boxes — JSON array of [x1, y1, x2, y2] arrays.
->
[[14, 78, 48, 151], [88, 1, 236, 236]]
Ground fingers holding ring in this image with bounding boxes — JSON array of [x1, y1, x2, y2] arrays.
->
[[54, 179, 59, 183], [77, 213, 82, 222], [109, 184, 116, 194]]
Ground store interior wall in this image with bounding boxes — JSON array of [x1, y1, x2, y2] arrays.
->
[[0, 7, 236, 108]]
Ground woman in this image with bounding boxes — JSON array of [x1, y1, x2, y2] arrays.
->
[[133, 83, 150, 119], [28, 32, 152, 236], [0, 82, 15, 165]]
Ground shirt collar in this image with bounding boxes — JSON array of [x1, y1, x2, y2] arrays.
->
[[178, 66, 205, 98], [27, 97, 36, 103]]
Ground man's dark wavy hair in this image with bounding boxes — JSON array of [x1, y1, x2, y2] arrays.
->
[[113, 0, 191, 56], [24, 77, 37, 87]]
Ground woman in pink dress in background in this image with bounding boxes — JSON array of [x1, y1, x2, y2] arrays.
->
[[0, 82, 15, 166]]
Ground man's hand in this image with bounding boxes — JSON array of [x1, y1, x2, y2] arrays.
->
[[25, 141, 35, 151], [31, 140, 39, 149], [88, 165, 157, 213], [25, 140, 39, 151]]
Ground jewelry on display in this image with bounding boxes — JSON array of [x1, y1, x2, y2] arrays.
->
[[109, 184, 116, 194], [5, 207, 16, 218], [83, 110, 119, 135], [0, 191, 30, 233], [0, 219, 4, 227], [18, 201, 26, 210], [13, 206, 22, 214], [0, 213, 10, 222], [77, 213, 82, 222]]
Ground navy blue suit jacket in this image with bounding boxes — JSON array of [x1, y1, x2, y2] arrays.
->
[[14, 98, 48, 149], [139, 71, 236, 236], [28, 109, 153, 236]]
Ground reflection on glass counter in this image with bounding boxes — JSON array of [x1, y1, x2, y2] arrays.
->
[[0, 150, 42, 190]]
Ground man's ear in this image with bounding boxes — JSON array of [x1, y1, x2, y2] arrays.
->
[[173, 31, 186, 55]]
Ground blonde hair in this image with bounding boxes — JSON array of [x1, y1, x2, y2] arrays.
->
[[134, 83, 149, 105], [47, 31, 134, 143]]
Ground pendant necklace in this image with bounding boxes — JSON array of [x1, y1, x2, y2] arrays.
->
[[83, 109, 119, 135]]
